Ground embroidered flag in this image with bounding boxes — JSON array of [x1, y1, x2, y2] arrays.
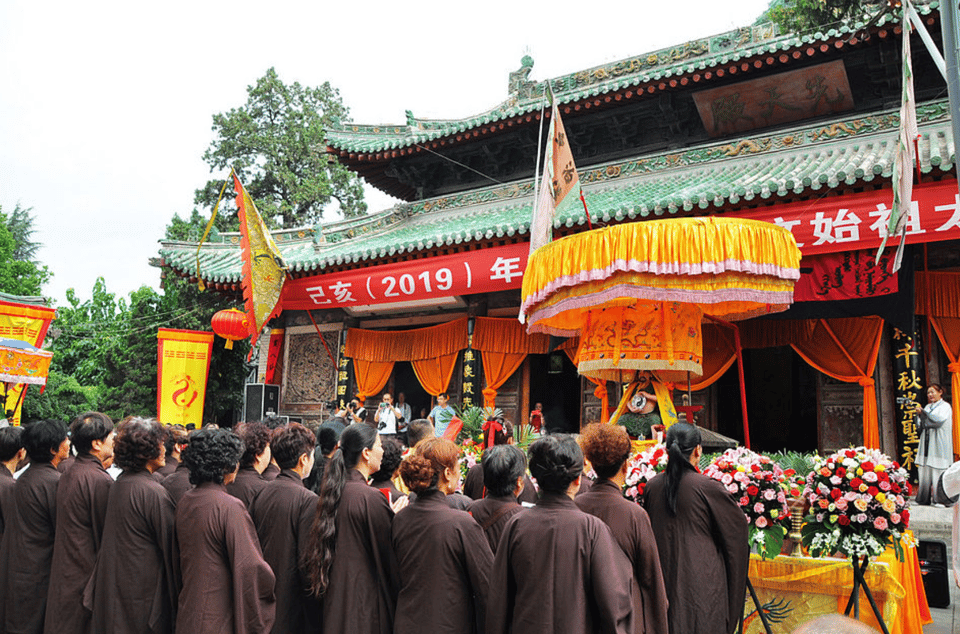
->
[[234, 174, 287, 346], [878, 7, 920, 272], [157, 329, 214, 427], [529, 98, 584, 255]]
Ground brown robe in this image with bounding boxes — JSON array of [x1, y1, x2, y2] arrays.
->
[[463, 464, 538, 504], [576, 478, 670, 634], [467, 494, 524, 553], [0, 462, 61, 634], [0, 467, 15, 537], [486, 491, 633, 634], [248, 469, 320, 634], [45, 453, 113, 633], [56, 455, 75, 473], [643, 470, 749, 634], [83, 469, 180, 634], [370, 478, 406, 504], [154, 455, 178, 478], [175, 482, 276, 634], [161, 461, 192, 505], [322, 468, 398, 634], [262, 462, 280, 481], [392, 489, 493, 634], [226, 467, 268, 509]]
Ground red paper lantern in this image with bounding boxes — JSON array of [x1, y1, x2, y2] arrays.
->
[[211, 309, 250, 349]]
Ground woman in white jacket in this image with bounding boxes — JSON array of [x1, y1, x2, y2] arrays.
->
[[915, 384, 954, 505]]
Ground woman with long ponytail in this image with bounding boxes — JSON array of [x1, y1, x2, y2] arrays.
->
[[304, 424, 398, 634], [643, 423, 749, 634]]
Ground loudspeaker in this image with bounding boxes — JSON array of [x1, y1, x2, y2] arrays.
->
[[917, 540, 951, 609], [244, 384, 280, 422]]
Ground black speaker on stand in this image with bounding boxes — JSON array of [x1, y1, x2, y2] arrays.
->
[[244, 384, 280, 422]]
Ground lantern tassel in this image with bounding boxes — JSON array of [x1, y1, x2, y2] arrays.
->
[[224, 340, 234, 350]]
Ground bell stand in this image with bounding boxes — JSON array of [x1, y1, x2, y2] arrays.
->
[[842, 555, 890, 634]]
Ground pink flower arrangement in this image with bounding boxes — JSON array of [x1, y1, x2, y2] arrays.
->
[[458, 437, 484, 482], [703, 447, 790, 560], [801, 447, 912, 560], [624, 444, 668, 503]]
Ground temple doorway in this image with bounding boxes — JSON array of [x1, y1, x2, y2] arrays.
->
[[390, 362, 432, 422], [529, 352, 582, 433]]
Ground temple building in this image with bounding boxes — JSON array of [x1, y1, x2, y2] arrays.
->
[[158, 1, 960, 470]]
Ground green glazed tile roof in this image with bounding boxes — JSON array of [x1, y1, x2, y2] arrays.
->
[[160, 99, 955, 285], [326, 2, 939, 154]]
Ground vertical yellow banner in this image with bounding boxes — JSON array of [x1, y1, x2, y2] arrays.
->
[[0, 301, 56, 425], [157, 329, 214, 428]]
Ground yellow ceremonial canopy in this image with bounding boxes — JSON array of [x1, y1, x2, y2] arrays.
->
[[520, 217, 802, 383]]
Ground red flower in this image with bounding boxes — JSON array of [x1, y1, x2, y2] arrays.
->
[[747, 485, 759, 496], [830, 488, 842, 500], [845, 449, 856, 458], [902, 509, 910, 524], [838, 515, 851, 526], [862, 461, 875, 471], [751, 464, 761, 473], [850, 478, 863, 489], [836, 466, 846, 477], [867, 486, 879, 497], [784, 469, 796, 477]]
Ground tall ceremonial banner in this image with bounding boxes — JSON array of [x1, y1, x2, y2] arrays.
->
[[234, 174, 287, 348], [529, 95, 584, 255], [0, 299, 56, 425], [157, 329, 214, 427]]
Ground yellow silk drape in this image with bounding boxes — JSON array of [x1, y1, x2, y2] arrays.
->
[[791, 317, 884, 448]]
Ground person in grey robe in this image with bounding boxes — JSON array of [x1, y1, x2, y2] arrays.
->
[[84, 417, 180, 634], [45, 412, 115, 634], [0, 419, 70, 634], [643, 422, 748, 634], [915, 383, 954, 504]]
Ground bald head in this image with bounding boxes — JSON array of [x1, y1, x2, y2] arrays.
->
[[792, 615, 879, 634]]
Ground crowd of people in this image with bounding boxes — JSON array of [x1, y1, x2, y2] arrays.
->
[[1, 404, 882, 634]]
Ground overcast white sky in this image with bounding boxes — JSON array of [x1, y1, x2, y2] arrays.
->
[[0, 0, 772, 305]]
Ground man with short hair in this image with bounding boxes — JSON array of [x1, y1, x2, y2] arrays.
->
[[227, 422, 272, 507], [428, 393, 455, 438], [46, 411, 115, 633], [0, 419, 70, 634], [405, 419, 435, 450], [249, 424, 319, 634], [0, 426, 25, 539], [155, 424, 187, 477], [374, 392, 401, 438]]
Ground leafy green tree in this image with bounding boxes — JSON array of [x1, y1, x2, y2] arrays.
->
[[22, 371, 100, 424], [0, 207, 51, 296], [195, 67, 367, 230], [757, 0, 890, 33]]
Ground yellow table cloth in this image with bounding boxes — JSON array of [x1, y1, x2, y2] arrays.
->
[[744, 533, 931, 634]]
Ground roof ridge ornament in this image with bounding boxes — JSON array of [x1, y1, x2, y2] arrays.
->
[[508, 55, 538, 102]]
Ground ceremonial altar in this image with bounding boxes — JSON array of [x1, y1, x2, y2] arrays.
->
[[742, 534, 932, 634]]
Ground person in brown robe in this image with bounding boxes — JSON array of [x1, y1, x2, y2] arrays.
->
[[643, 423, 749, 634], [84, 417, 180, 634], [0, 426, 25, 539], [45, 412, 116, 634], [154, 424, 187, 478], [0, 419, 70, 634], [248, 423, 320, 634], [486, 434, 633, 634], [259, 416, 286, 481], [227, 421, 272, 508], [175, 427, 276, 634], [467, 444, 526, 553], [304, 424, 400, 634], [369, 437, 407, 504], [161, 456, 192, 504], [463, 420, 537, 504], [576, 423, 669, 634], [394, 438, 493, 634]]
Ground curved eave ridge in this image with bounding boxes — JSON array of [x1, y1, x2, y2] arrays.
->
[[162, 99, 954, 283], [325, 3, 938, 154]]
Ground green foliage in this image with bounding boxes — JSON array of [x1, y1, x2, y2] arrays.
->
[[0, 207, 50, 297], [195, 67, 367, 230], [757, 0, 890, 33], [771, 450, 817, 475], [21, 370, 99, 424]]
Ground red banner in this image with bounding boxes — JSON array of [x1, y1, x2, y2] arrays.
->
[[281, 181, 960, 311], [282, 242, 529, 311], [794, 250, 898, 302]]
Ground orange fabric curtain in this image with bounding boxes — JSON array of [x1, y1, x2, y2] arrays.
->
[[354, 359, 395, 401], [345, 317, 468, 361], [411, 352, 459, 397], [915, 272, 960, 458], [673, 323, 738, 391], [474, 318, 550, 408], [561, 342, 609, 423], [791, 317, 884, 448], [473, 317, 550, 354], [480, 352, 527, 408]]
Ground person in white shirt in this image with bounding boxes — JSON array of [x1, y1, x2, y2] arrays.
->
[[374, 393, 402, 437]]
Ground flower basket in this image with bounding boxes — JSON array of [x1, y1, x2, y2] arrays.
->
[[703, 447, 790, 560], [800, 446, 913, 562], [624, 443, 668, 503]]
